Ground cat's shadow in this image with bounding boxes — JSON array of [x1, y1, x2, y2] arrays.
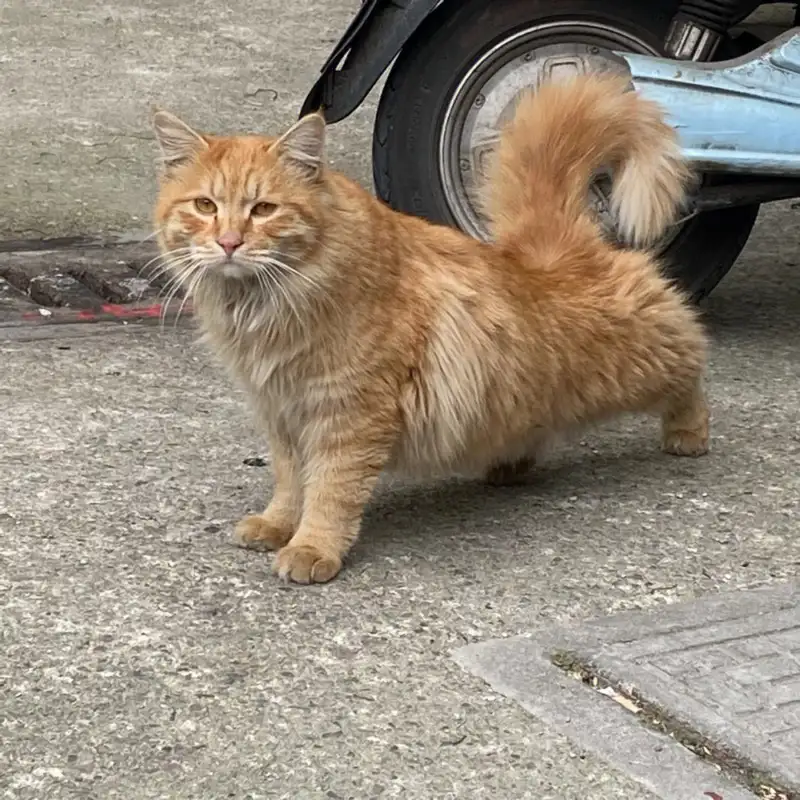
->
[[354, 443, 707, 561]]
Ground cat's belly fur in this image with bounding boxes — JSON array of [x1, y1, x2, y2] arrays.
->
[[392, 367, 545, 478], [251, 368, 514, 479], [232, 350, 526, 479]]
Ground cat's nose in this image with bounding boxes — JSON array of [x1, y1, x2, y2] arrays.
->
[[217, 231, 243, 257]]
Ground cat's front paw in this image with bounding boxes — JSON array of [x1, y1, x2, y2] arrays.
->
[[274, 543, 342, 584], [661, 429, 709, 457], [233, 514, 294, 552]]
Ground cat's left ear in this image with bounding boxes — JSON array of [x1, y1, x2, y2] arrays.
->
[[272, 112, 326, 179], [152, 109, 209, 173]]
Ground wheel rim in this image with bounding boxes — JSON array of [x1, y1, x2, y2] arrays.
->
[[438, 21, 682, 249]]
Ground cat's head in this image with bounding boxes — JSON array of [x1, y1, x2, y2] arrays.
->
[[152, 109, 328, 282]]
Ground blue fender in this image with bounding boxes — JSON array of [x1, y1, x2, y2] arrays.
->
[[620, 29, 800, 175]]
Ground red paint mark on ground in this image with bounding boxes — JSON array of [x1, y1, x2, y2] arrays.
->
[[11, 301, 192, 326], [704, 792, 724, 800], [101, 303, 165, 318]]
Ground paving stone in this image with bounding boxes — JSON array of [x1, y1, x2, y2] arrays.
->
[[592, 602, 800, 775], [0, 260, 50, 292], [27, 272, 102, 308], [0, 261, 100, 309], [0, 276, 39, 312], [454, 582, 800, 800], [0, 240, 169, 325], [67, 261, 160, 304]]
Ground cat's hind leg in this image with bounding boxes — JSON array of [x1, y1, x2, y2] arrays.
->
[[485, 457, 536, 486], [660, 378, 710, 457], [483, 432, 553, 485]]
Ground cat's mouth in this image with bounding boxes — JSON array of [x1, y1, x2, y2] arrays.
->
[[185, 245, 315, 295], [189, 246, 256, 279]]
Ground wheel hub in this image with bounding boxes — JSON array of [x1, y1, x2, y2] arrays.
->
[[439, 22, 678, 247]]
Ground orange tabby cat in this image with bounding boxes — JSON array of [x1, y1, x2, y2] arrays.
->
[[152, 75, 708, 585]]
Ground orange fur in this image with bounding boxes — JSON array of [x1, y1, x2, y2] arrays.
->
[[152, 76, 709, 584]]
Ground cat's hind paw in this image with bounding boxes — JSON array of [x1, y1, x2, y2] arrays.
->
[[485, 457, 535, 486]]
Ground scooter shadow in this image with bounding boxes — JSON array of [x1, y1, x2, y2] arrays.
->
[[701, 219, 800, 340]]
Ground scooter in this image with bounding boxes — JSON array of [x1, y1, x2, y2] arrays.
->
[[300, 0, 800, 300]]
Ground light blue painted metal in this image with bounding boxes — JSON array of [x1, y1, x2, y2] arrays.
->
[[616, 29, 800, 175]]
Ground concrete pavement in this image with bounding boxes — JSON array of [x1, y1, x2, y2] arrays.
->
[[1, 0, 367, 240], [2, 203, 799, 798]]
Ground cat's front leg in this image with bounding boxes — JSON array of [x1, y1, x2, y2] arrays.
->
[[234, 429, 303, 552], [274, 427, 393, 584]]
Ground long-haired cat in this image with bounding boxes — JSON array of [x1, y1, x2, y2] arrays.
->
[[152, 75, 708, 584]]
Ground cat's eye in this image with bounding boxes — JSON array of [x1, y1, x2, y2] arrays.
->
[[251, 202, 277, 217], [194, 197, 217, 215]]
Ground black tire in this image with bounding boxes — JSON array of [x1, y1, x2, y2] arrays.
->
[[372, 0, 759, 301]]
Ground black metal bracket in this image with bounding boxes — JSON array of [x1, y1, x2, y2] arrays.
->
[[299, 0, 440, 122]]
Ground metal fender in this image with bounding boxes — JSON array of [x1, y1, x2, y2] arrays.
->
[[621, 28, 800, 175], [300, 0, 444, 122]]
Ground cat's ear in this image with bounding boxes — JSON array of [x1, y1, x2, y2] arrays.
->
[[272, 113, 326, 179], [152, 109, 209, 173]]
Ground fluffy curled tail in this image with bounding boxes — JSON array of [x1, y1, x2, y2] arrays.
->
[[485, 74, 692, 249]]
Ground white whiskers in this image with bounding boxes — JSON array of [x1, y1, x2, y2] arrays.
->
[[148, 245, 323, 334], [139, 246, 194, 282], [242, 250, 322, 326], [148, 250, 209, 329]]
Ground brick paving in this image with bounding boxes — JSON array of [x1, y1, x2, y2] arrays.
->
[[590, 599, 800, 792], [0, 241, 177, 328]]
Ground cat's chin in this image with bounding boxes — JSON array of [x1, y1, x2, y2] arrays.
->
[[219, 262, 252, 280]]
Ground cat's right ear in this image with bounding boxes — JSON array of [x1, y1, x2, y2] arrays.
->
[[152, 109, 208, 173]]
